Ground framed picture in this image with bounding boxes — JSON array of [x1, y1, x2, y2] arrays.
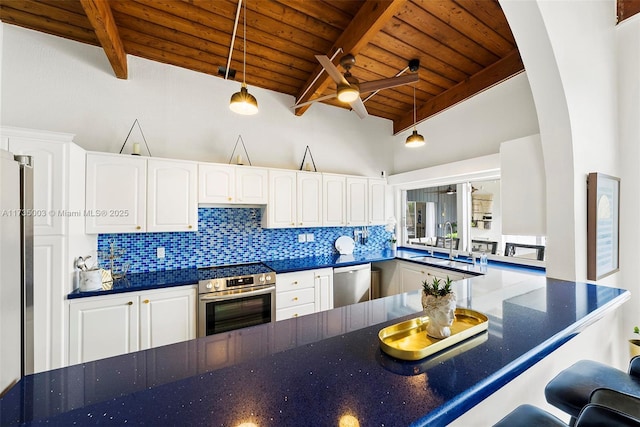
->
[[587, 172, 620, 280]]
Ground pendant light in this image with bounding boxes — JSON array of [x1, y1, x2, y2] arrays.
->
[[229, 0, 258, 115], [405, 86, 425, 147]]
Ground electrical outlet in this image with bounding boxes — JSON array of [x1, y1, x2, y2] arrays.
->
[[157, 247, 165, 258], [306, 233, 315, 242], [298, 234, 306, 243]]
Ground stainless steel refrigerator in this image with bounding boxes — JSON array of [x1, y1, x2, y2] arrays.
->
[[0, 149, 34, 397]]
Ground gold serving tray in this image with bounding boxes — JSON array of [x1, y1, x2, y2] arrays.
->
[[379, 308, 489, 361]]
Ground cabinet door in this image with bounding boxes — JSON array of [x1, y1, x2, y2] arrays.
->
[[323, 174, 346, 227], [399, 262, 429, 294], [68, 295, 139, 364], [265, 170, 296, 228], [346, 177, 368, 226], [297, 172, 322, 227], [8, 138, 65, 235], [33, 236, 66, 372], [139, 287, 196, 350], [198, 164, 235, 203], [314, 268, 334, 312], [236, 166, 268, 204], [368, 178, 386, 225], [85, 153, 146, 233], [147, 159, 197, 232]]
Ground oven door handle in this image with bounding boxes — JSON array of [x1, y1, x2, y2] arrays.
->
[[199, 286, 276, 301]]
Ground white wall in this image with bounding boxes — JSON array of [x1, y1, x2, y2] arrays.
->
[[501, 0, 619, 284], [0, 25, 397, 177], [392, 72, 539, 173], [618, 15, 640, 346]]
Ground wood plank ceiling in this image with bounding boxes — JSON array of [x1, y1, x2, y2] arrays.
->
[[0, 0, 525, 135]]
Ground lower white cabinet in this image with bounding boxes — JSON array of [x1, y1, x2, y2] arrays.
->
[[68, 286, 196, 364], [275, 268, 333, 321], [398, 261, 465, 293]]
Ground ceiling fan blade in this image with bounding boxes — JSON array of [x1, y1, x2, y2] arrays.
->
[[358, 73, 419, 94], [349, 97, 368, 119], [293, 93, 337, 109], [315, 55, 348, 86]]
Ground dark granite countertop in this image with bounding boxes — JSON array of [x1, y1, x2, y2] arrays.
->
[[6, 265, 629, 426]]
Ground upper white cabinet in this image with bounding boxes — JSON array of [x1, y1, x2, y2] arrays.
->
[[86, 153, 147, 233], [297, 172, 322, 227], [198, 164, 268, 205], [198, 164, 234, 203], [346, 177, 368, 226], [368, 178, 386, 225], [322, 174, 346, 227], [86, 153, 197, 234], [147, 158, 198, 232], [264, 169, 297, 228]]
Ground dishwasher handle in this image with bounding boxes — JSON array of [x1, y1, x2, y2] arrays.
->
[[333, 263, 371, 274]]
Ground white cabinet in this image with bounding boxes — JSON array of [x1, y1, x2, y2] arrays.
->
[[198, 163, 268, 205], [85, 153, 146, 233], [313, 267, 333, 312], [236, 166, 268, 204], [275, 268, 333, 320], [297, 172, 322, 227], [397, 261, 464, 294], [68, 293, 139, 365], [86, 153, 198, 234], [139, 287, 196, 350], [68, 286, 196, 364], [346, 177, 368, 226], [8, 138, 65, 235], [264, 170, 297, 228], [322, 174, 346, 227], [147, 159, 198, 232], [368, 178, 386, 225]]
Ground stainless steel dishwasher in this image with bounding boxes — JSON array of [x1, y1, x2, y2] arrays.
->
[[333, 263, 371, 308]]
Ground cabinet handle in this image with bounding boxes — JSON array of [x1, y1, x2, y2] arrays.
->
[[143, 299, 149, 304], [136, 226, 141, 230], [293, 297, 298, 301], [293, 313, 299, 317], [291, 222, 295, 226], [127, 301, 133, 306], [293, 281, 298, 285], [188, 225, 193, 229], [228, 197, 232, 201]]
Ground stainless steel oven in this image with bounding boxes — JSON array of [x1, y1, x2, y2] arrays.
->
[[197, 263, 276, 337]]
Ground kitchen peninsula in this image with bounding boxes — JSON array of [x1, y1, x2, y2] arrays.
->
[[0, 252, 629, 426]]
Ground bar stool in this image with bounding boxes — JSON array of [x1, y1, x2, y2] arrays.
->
[[493, 389, 640, 427], [544, 356, 640, 423]]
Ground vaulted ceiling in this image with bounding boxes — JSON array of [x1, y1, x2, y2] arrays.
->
[[0, 0, 527, 134]]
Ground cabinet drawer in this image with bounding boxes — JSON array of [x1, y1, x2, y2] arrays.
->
[[276, 288, 315, 309], [276, 270, 314, 292], [275, 303, 315, 321]]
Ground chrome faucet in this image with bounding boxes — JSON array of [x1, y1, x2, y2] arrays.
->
[[444, 221, 453, 260]]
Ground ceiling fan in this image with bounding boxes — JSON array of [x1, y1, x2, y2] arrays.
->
[[296, 54, 420, 119]]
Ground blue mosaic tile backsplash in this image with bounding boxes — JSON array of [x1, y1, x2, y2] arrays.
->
[[98, 208, 391, 273]]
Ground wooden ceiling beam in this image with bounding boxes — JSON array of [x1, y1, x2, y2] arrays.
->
[[79, 0, 127, 79], [294, 0, 408, 116], [393, 48, 525, 135]]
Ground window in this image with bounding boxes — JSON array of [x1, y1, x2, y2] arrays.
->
[[402, 179, 546, 263]]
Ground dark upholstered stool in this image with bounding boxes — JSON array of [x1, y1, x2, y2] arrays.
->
[[545, 357, 640, 421], [494, 401, 640, 427], [493, 404, 566, 427]]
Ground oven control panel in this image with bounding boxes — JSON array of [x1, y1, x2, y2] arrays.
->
[[200, 273, 276, 294]]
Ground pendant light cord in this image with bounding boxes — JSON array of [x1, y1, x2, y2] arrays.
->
[[413, 86, 417, 130], [242, 0, 247, 85]]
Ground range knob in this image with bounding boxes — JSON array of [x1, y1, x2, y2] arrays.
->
[[213, 281, 221, 290], [206, 281, 213, 289], [259, 275, 266, 282], [266, 274, 272, 282]]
